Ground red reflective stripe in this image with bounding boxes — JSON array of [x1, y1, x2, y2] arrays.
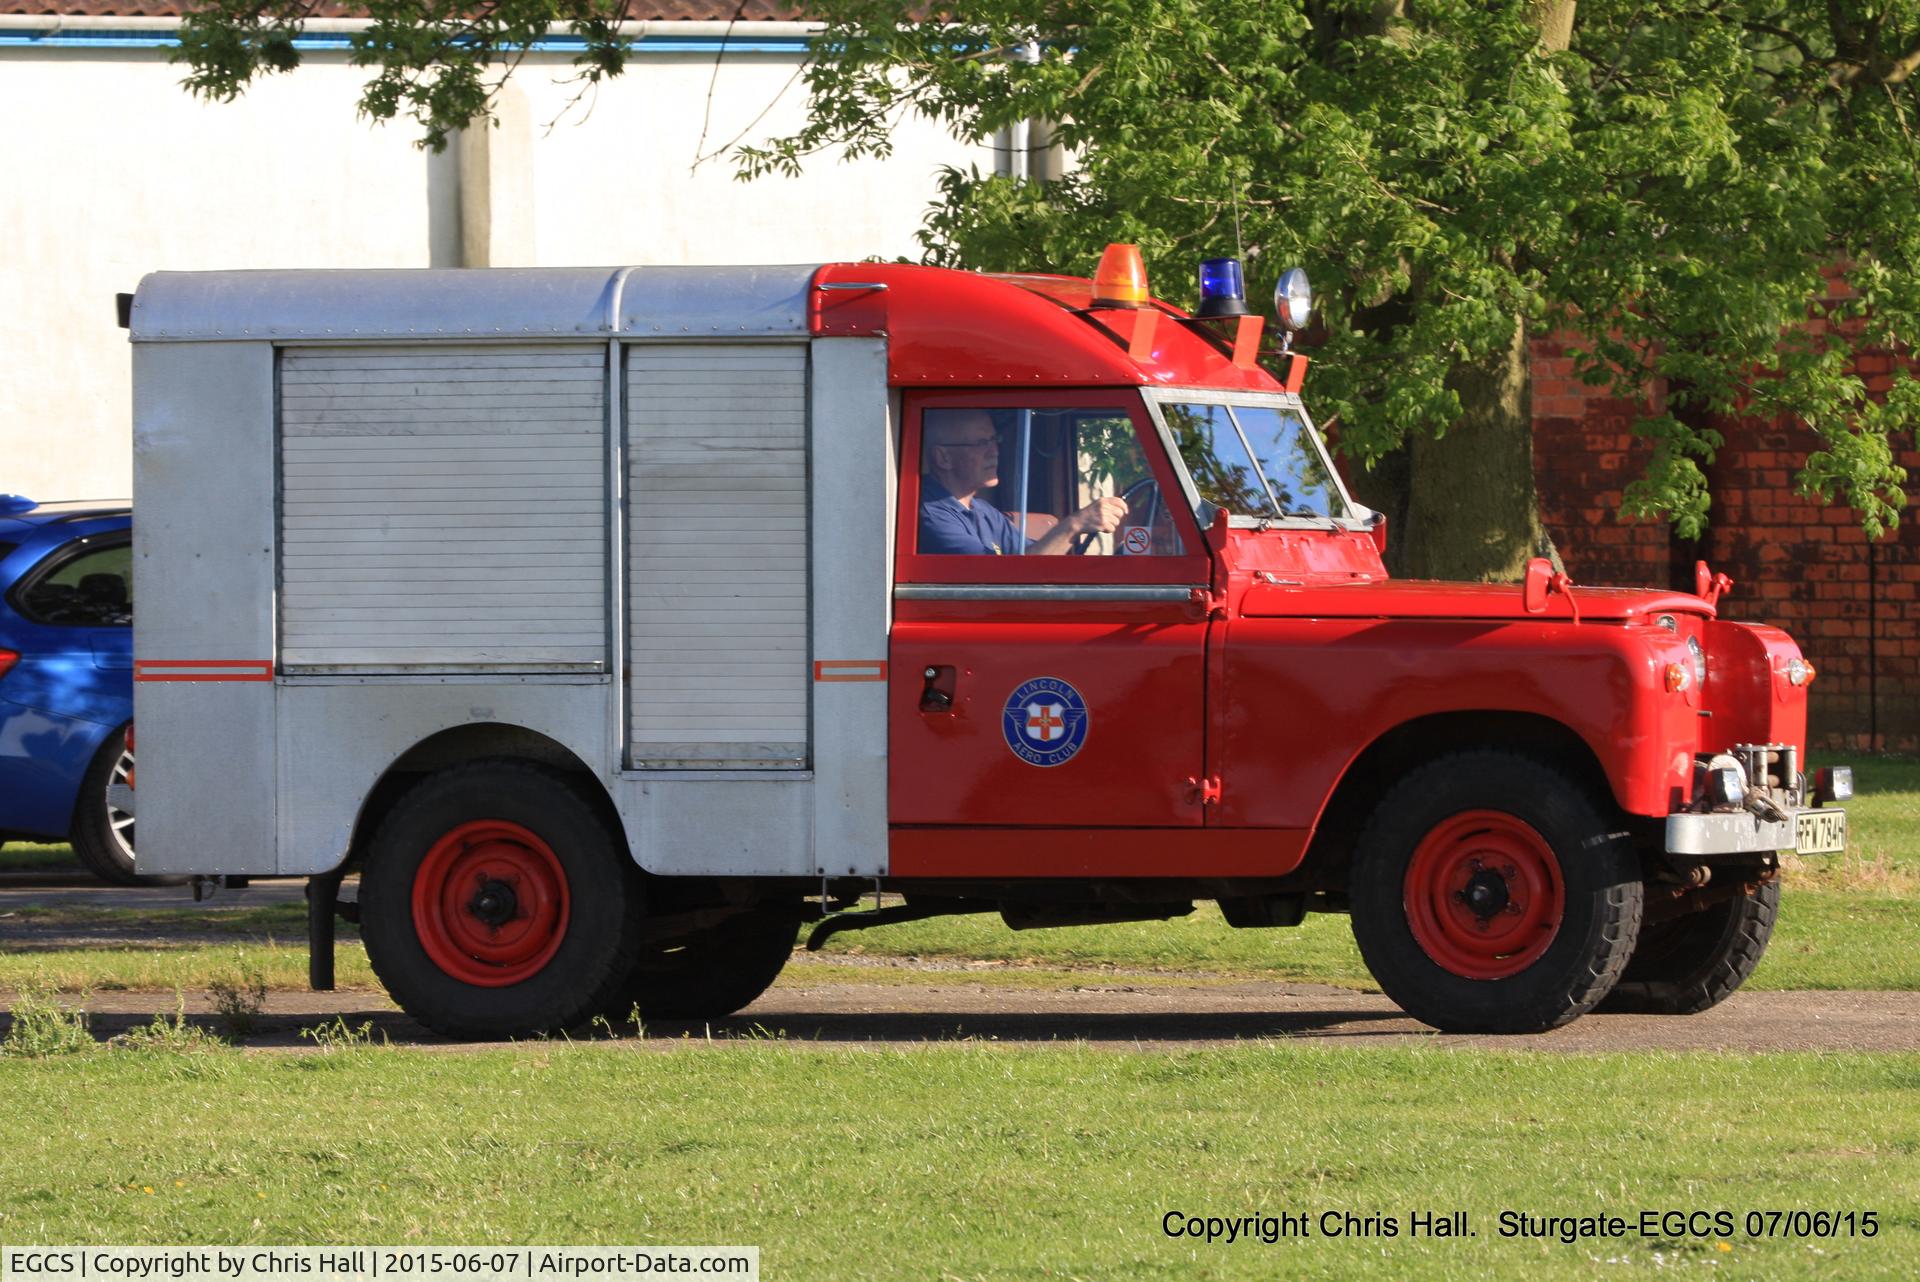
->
[[133, 660, 274, 682], [814, 660, 887, 682]]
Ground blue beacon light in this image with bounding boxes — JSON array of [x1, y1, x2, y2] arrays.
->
[[1196, 257, 1250, 317]]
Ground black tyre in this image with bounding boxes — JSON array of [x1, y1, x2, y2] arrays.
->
[[1599, 879, 1779, 1014], [627, 907, 800, 1021], [359, 760, 643, 1039], [70, 724, 183, 886], [1349, 751, 1643, 1033]]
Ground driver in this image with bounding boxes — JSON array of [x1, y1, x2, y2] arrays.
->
[[918, 408, 1128, 555]]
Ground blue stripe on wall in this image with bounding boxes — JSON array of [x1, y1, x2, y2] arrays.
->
[[0, 31, 813, 53]]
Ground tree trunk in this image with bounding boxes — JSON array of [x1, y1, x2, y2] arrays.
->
[[1394, 0, 1572, 582], [1400, 318, 1555, 580]]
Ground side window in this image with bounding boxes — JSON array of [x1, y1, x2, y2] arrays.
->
[[15, 542, 132, 626], [916, 406, 1187, 557]]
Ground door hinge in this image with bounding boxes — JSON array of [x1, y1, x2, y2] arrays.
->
[[1188, 586, 1227, 620], [1187, 775, 1223, 806]]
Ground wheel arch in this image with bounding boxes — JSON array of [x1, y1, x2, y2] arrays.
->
[[1299, 711, 1618, 889], [62, 716, 130, 840], [345, 722, 623, 873]]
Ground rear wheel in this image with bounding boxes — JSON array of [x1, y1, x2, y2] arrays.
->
[[360, 761, 642, 1039], [70, 725, 181, 886], [1349, 751, 1643, 1033], [1599, 878, 1778, 1014], [626, 907, 800, 1022]]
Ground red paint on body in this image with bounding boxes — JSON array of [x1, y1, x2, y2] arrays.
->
[[890, 827, 1308, 879], [810, 263, 1281, 390], [839, 257, 1817, 883]]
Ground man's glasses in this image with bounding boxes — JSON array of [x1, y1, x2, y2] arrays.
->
[[949, 434, 1001, 451]]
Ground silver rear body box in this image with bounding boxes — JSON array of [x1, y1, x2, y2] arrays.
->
[[130, 267, 893, 878]]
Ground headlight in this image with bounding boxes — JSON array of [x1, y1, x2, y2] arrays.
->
[[1786, 656, 1814, 687], [1274, 268, 1312, 332], [1655, 614, 1678, 632], [1686, 635, 1707, 687]]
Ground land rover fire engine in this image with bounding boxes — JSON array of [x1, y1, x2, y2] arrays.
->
[[124, 248, 1849, 1037]]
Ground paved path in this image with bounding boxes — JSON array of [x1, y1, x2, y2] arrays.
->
[[29, 977, 1920, 1053], [0, 869, 310, 908]]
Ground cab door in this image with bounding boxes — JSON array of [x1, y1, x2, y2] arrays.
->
[[888, 391, 1215, 876]]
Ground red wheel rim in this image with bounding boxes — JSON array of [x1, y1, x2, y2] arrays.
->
[[1403, 810, 1564, 980], [411, 820, 570, 988]]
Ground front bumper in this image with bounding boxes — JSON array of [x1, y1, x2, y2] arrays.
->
[[1665, 807, 1846, 857]]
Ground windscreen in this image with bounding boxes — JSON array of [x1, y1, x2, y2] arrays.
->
[[1230, 405, 1347, 519], [1162, 400, 1349, 521]]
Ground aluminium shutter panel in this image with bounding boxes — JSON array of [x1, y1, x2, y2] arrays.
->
[[626, 344, 810, 767], [277, 345, 608, 670]]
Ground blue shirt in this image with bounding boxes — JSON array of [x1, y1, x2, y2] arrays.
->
[[919, 477, 1024, 555]]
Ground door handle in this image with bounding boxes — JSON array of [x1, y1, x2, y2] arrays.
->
[[919, 665, 956, 712]]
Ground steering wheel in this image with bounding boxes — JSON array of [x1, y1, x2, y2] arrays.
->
[[1070, 478, 1169, 555]]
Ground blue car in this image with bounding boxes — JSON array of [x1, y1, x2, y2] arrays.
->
[[0, 495, 149, 883]]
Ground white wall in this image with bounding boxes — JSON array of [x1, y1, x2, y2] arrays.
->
[[0, 43, 990, 501], [521, 52, 978, 266]]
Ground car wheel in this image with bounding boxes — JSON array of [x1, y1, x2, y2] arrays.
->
[[359, 760, 643, 1039], [626, 907, 800, 1022], [70, 724, 183, 886], [1599, 878, 1778, 1014], [1349, 750, 1643, 1033]]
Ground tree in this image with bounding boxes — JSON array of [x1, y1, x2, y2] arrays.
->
[[179, 0, 1917, 579]]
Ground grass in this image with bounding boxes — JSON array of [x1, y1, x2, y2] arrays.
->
[[0, 942, 379, 994], [0, 840, 81, 871], [1786, 755, 1920, 893], [0, 768, 1912, 1276], [0, 1043, 1915, 1278]]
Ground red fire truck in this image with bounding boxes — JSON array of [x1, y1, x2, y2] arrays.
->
[[125, 247, 1847, 1037]]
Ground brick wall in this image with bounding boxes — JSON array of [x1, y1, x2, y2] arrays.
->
[[1531, 335, 1920, 752]]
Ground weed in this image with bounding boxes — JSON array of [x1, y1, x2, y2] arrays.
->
[[208, 953, 269, 1038], [116, 988, 230, 1054], [3, 985, 95, 1057], [298, 1016, 383, 1052]]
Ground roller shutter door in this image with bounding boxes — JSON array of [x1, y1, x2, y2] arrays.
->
[[626, 344, 809, 767], [278, 345, 608, 670]]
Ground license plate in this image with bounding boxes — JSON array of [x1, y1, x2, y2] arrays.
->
[[1795, 809, 1847, 856]]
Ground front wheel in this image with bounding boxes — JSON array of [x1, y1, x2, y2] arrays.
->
[[1599, 878, 1779, 1014], [360, 761, 643, 1039], [1349, 751, 1643, 1033]]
